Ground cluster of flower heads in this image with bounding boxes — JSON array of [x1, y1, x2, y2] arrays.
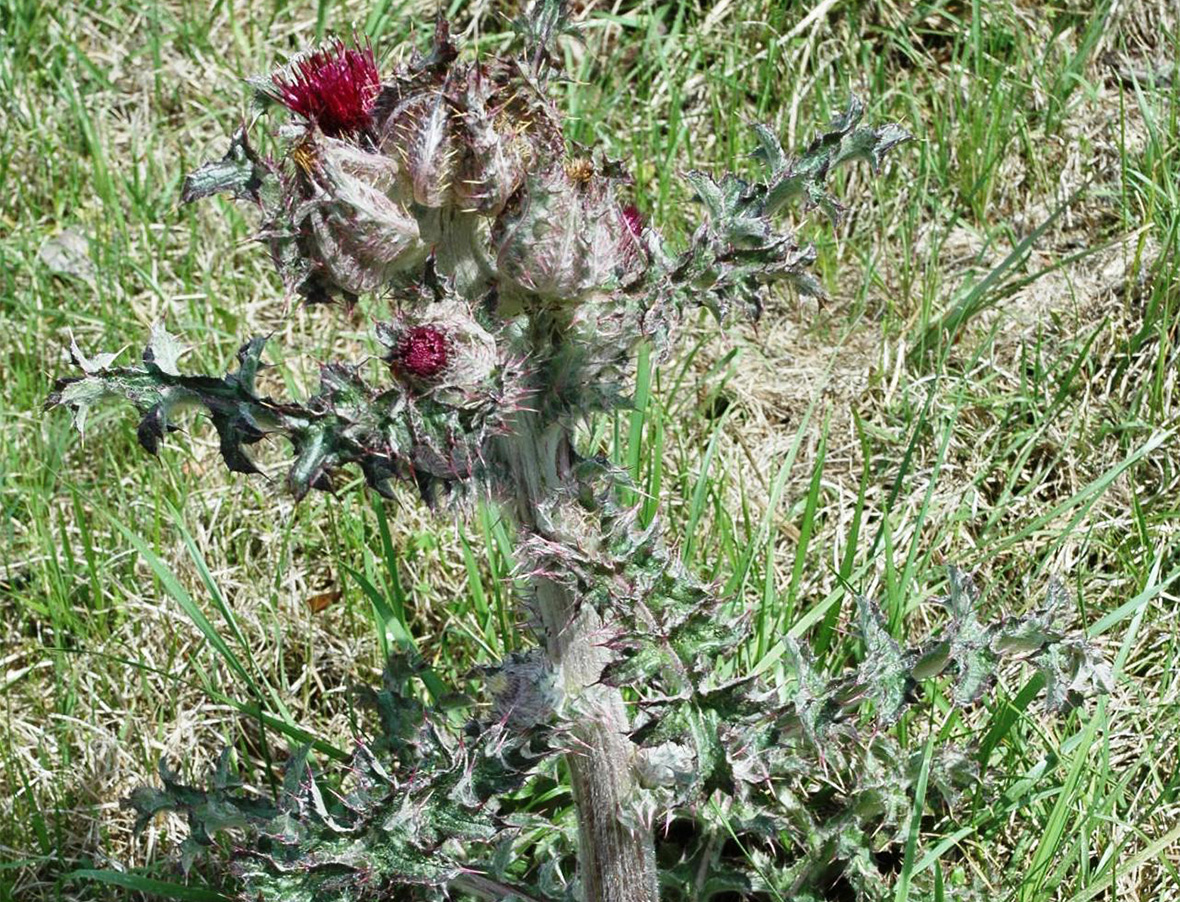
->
[[208, 19, 649, 319], [64, 5, 913, 508], [122, 17, 671, 509]]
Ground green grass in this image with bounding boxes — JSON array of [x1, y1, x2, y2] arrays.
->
[[2, 0, 1179, 900]]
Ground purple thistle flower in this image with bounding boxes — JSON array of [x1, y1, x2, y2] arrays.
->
[[621, 204, 643, 237], [397, 325, 450, 379], [273, 38, 380, 138]]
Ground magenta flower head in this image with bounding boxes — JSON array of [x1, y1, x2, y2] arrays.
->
[[377, 301, 498, 407], [622, 204, 643, 237], [397, 325, 450, 379], [272, 37, 380, 138]]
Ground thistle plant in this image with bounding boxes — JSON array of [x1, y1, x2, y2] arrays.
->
[[47, 6, 1114, 901]]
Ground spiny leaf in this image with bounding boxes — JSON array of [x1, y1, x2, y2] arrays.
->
[[783, 636, 841, 743], [943, 567, 999, 706], [143, 322, 188, 376], [47, 316, 523, 502], [763, 96, 911, 219], [127, 656, 556, 900], [180, 127, 272, 204], [1036, 639, 1115, 713], [122, 750, 279, 847], [666, 99, 908, 323], [515, 0, 580, 76], [854, 595, 913, 727], [68, 330, 122, 376]]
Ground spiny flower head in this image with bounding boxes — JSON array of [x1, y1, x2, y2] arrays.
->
[[273, 38, 380, 138], [622, 204, 643, 237], [397, 325, 450, 379]]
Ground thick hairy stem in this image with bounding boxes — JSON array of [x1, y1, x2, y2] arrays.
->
[[500, 418, 658, 902], [536, 580, 658, 902]]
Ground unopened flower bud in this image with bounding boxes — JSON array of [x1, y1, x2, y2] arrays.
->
[[278, 136, 426, 299]]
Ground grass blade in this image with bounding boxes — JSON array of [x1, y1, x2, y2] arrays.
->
[[66, 869, 229, 902]]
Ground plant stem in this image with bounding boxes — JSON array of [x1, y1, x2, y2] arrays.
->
[[499, 415, 659, 902], [535, 580, 658, 902]]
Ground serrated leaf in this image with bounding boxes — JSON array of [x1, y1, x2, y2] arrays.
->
[[144, 322, 188, 376], [181, 127, 270, 204], [939, 568, 998, 706], [855, 596, 913, 726], [68, 330, 122, 375], [763, 96, 911, 220], [749, 122, 787, 172], [1036, 639, 1115, 712], [669, 97, 908, 325], [784, 636, 839, 743]]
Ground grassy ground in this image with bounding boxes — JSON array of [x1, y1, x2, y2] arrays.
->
[[2, 0, 1179, 899]]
